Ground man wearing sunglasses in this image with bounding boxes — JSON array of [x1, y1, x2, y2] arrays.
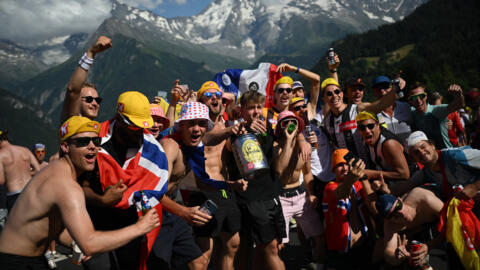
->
[[355, 111, 410, 182], [346, 77, 366, 105], [376, 188, 443, 268], [273, 111, 324, 268], [0, 116, 161, 269], [322, 77, 398, 163], [0, 130, 40, 213], [32, 143, 49, 169], [61, 36, 111, 123], [372, 75, 413, 145], [407, 82, 464, 149]]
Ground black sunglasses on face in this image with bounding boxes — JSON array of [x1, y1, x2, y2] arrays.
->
[[277, 88, 292, 94], [292, 104, 307, 111], [357, 123, 376, 131], [326, 89, 341, 97], [386, 200, 403, 219], [82, 96, 103, 104], [67, 136, 101, 147]]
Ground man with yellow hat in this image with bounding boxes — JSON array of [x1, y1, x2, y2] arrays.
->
[[355, 111, 410, 183], [321, 77, 397, 163], [322, 148, 376, 269], [0, 116, 161, 269], [0, 129, 40, 213]]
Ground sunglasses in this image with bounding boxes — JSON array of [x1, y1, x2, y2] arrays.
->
[[386, 200, 403, 219], [35, 150, 45, 154], [203, 91, 222, 99], [280, 118, 298, 129], [326, 89, 341, 97], [352, 86, 365, 92], [118, 113, 142, 131], [277, 88, 292, 94], [408, 93, 427, 102], [67, 136, 101, 147], [357, 123, 376, 131], [81, 96, 103, 104], [292, 104, 307, 111]]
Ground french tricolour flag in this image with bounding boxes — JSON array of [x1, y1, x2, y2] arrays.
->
[[213, 63, 282, 108]]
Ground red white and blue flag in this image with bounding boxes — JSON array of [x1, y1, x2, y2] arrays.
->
[[213, 62, 282, 108], [97, 120, 169, 270]]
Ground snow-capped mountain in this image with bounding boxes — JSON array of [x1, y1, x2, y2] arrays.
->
[[102, 0, 427, 62]]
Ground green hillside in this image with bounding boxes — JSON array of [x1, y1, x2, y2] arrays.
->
[[311, 0, 480, 102]]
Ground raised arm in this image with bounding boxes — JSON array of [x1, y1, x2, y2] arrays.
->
[[446, 84, 465, 114], [61, 36, 112, 123], [365, 140, 410, 181], [335, 158, 365, 200]]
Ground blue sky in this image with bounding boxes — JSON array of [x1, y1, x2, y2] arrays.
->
[[152, 0, 213, 18]]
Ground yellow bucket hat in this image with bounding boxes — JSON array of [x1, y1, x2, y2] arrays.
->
[[274, 76, 293, 88], [59, 116, 100, 141], [116, 91, 154, 128]]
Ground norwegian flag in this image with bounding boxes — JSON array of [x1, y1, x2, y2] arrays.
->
[[213, 62, 282, 108], [97, 120, 168, 270]]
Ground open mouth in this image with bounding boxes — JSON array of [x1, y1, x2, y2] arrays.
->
[[191, 134, 201, 141], [85, 153, 96, 163]]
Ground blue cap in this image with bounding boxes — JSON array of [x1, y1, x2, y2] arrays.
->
[[376, 194, 398, 218], [292, 81, 304, 89], [372, 76, 390, 87]]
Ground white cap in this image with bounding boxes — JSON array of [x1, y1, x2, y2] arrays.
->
[[407, 131, 429, 149]]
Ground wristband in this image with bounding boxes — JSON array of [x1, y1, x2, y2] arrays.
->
[[329, 69, 337, 73], [295, 66, 300, 73], [78, 52, 94, 71]]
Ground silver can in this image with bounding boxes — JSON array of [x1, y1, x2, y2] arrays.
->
[[232, 134, 269, 180], [328, 48, 335, 65]]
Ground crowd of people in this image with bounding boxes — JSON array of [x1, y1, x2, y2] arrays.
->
[[0, 35, 480, 270]]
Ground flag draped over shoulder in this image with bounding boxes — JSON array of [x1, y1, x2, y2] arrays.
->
[[438, 197, 480, 270], [97, 120, 169, 270], [213, 63, 282, 108]]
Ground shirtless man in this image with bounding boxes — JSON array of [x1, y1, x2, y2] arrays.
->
[[161, 101, 245, 270], [0, 130, 40, 212], [60, 35, 111, 123], [32, 143, 49, 169], [322, 149, 375, 270], [273, 111, 324, 266], [376, 188, 443, 267], [0, 116, 160, 269], [196, 81, 244, 270]]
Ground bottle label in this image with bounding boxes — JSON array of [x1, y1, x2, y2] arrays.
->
[[242, 139, 263, 164]]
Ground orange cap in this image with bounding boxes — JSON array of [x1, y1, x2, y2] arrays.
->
[[331, 148, 349, 171]]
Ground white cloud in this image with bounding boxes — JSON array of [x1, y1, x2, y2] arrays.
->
[[118, 0, 163, 10], [0, 0, 112, 45], [174, 0, 187, 4]]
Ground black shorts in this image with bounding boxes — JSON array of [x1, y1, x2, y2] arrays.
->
[[239, 198, 286, 245], [148, 211, 202, 269], [0, 252, 48, 270], [6, 193, 20, 213], [188, 189, 241, 237]]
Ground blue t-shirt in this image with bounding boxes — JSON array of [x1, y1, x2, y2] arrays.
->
[[411, 104, 451, 149]]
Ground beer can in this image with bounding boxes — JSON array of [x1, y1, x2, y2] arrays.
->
[[327, 48, 335, 65], [453, 184, 464, 193], [232, 134, 269, 180], [71, 241, 83, 265], [408, 240, 422, 266]]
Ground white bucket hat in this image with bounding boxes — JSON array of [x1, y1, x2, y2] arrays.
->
[[174, 102, 214, 131]]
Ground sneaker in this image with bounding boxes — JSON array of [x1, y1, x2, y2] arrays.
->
[[44, 251, 57, 269]]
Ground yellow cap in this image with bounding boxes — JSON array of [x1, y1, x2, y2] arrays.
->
[[355, 111, 378, 122], [289, 97, 305, 109], [331, 148, 349, 171], [116, 91, 154, 128], [321, 78, 340, 91], [198, 81, 221, 99], [59, 116, 100, 141], [274, 76, 293, 88]]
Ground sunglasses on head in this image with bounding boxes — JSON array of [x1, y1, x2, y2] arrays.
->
[[357, 123, 376, 131], [203, 91, 222, 99], [326, 89, 342, 97], [81, 96, 102, 104], [118, 113, 142, 131], [277, 88, 292, 94], [292, 104, 307, 111], [408, 93, 427, 102], [386, 200, 403, 219], [280, 118, 298, 129], [67, 136, 101, 147]]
